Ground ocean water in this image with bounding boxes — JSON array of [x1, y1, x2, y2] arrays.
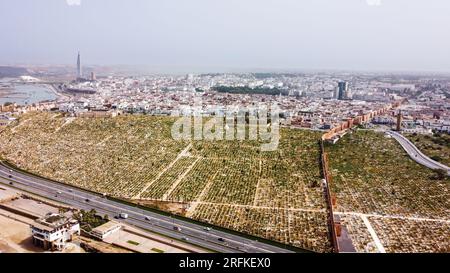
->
[[0, 78, 57, 106]]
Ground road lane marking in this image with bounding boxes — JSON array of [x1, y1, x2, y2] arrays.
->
[[0, 166, 280, 253]]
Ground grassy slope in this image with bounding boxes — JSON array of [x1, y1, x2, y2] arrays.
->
[[405, 133, 450, 167], [0, 112, 331, 252], [326, 130, 449, 219]]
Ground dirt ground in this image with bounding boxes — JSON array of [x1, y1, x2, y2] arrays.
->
[[75, 237, 132, 253], [0, 214, 45, 253], [104, 229, 189, 253], [135, 200, 188, 216], [7, 197, 60, 218]]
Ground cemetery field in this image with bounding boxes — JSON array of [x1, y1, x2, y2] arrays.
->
[[326, 130, 450, 253], [0, 112, 332, 252], [405, 133, 450, 167]]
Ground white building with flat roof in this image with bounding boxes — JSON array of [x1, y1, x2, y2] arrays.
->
[[31, 213, 80, 251], [91, 221, 122, 240]]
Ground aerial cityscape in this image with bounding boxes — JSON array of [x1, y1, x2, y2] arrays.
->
[[0, 0, 448, 262]]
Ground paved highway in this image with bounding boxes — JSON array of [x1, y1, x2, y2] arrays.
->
[[387, 131, 450, 175], [0, 161, 298, 253]]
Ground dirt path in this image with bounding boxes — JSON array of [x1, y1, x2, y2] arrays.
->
[[134, 144, 192, 199], [162, 157, 200, 201], [185, 170, 219, 217], [335, 211, 450, 223]]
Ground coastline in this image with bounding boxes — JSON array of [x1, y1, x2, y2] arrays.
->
[[0, 83, 64, 106], [45, 83, 70, 101]]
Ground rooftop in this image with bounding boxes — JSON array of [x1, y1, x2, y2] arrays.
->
[[33, 213, 77, 232], [92, 220, 121, 234]]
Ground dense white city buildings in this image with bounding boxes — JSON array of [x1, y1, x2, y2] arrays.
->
[[2, 72, 449, 134]]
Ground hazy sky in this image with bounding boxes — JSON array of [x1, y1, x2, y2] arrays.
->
[[1, 0, 450, 72]]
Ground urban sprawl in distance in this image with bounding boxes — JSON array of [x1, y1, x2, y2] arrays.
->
[[0, 0, 449, 256], [0, 56, 449, 253]]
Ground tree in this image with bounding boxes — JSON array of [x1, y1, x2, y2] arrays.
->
[[433, 169, 448, 180], [430, 155, 442, 162], [58, 207, 67, 214]]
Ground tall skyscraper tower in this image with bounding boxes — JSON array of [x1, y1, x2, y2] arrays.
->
[[77, 51, 82, 79], [338, 81, 348, 100]]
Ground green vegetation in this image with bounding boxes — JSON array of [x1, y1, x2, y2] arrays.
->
[[127, 240, 140, 246], [0, 112, 187, 197], [0, 112, 331, 252], [212, 86, 287, 96], [252, 73, 300, 79], [192, 204, 331, 251], [326, 130, 449, 218], [405, 133, 450, 167], [326, 130, 450, 253], [73, 209, 108, 231], [433, 169, 448, 180], [370, 217, 450, 253]]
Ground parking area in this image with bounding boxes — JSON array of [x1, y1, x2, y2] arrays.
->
[[0, 185, 19, 202], [103, 227, 190, 253], [7, 197, 60, 218]]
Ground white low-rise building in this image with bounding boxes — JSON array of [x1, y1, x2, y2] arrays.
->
[[31, 213, 80, 251], [91, 221, 122, 240]]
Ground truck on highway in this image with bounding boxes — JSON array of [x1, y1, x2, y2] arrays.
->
[[119, 213, 129, 219]]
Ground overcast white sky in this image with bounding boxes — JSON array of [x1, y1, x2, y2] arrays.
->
[[1, 0, 449, 73]]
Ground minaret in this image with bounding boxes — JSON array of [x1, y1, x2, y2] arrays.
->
[[77, 51, 82, 79], [396, 111, 402, 131]]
